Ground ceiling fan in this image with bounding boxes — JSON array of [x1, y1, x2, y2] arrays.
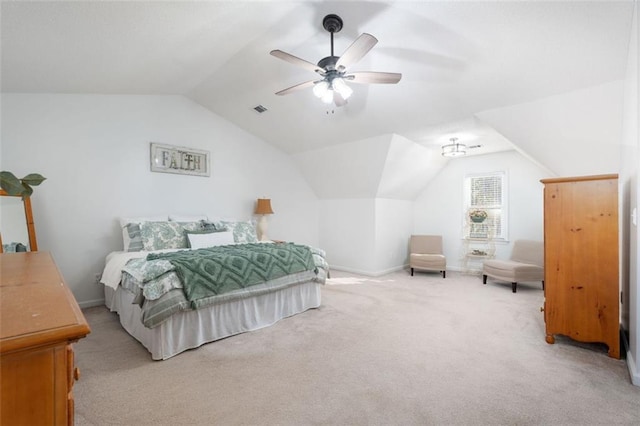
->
[[270, 14, 402, 107]]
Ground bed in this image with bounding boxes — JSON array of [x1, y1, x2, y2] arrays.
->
[[101, 216, 328, 360]]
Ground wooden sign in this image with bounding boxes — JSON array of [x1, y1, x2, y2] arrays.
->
[[150, 143, 210, 177]]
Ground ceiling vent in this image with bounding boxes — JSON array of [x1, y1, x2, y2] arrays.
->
[[253, 105, 268, 113]]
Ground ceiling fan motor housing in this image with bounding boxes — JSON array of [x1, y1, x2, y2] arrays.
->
[[318, 55, 339, 71]]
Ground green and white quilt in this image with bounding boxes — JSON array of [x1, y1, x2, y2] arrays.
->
[[115, 242, 328, 328]]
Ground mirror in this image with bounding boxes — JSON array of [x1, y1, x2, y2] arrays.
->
[[0, 189, 38, 253]]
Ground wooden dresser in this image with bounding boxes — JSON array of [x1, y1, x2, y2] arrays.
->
[[1, 251, 91, 425], [540, 174, 619, 358]]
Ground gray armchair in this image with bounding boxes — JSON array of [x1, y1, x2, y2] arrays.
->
[[410, 235, 446, 278], [482, 240, 544, 293]]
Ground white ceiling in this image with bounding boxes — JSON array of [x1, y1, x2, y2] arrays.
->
[[1, 1, 635, 156]]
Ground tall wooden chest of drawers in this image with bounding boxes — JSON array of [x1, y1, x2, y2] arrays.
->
[[1, 251, 91, 425], [540, 174, 619, 358]]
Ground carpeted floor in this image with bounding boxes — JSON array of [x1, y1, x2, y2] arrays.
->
[[74, 270, 640, 425]]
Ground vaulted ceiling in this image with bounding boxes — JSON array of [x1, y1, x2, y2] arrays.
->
[[1, 1, 635, 165]]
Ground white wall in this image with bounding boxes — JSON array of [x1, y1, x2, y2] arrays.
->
[[318, 198, 412, 276], [0, 94, 319, 306], [620, 2, 639, 386], [319, 198, 376, 273], [374, 198, 413, 272], [413, 150, 549, 271], [297, 133, 443, 276]]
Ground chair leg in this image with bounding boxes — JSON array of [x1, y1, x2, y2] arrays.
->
[[411, 268, 414, 276], [482, 274, 487, 284], [442, 270, 446, 279], [512, 282, 517, 293], [541, 280, 545, 291]]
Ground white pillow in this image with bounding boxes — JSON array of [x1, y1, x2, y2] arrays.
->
[[214, 219, 258, 244], [168, 214, 208, 222], [120, 215, 167, 251], [188, 231, 235, 249]]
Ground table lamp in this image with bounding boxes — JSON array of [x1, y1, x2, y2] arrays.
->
[[254, 198, 274, 241]]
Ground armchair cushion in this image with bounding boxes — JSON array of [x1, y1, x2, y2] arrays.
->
[[482, 259, 543, 283], [410, 253, 446, 270], [482, 240, 544, 292], [409, 235, 446, 277]]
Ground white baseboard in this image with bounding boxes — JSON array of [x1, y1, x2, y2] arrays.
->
[[330, 264, 475, 276], [78, 298, 105, 309], [628, 351, 640, 386], [330, 264, 408, 277], [622, 330, 640, 386]]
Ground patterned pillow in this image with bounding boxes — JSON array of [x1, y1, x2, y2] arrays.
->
[[120, 215, 167, 251], [125, 223, 144, 252], [140, 221, 201, 251], [214, 220, 258, 244], [200, 220, 221, 231]]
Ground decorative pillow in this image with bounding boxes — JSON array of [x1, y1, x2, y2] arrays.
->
[[187, 230, 235, 249], [215, 220, 258, 244], [124, 223, 144, 252], [184, 228, 223, 248], [120, 215, 167, 251], [169, 214, 208, 222], [140, 221, 201, 251], [201, 220, 219, 231]]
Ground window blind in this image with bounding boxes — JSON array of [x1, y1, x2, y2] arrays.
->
[[465, 172, 507, 240]]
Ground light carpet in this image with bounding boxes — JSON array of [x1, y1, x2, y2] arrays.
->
[[74, 270, 640, 425]]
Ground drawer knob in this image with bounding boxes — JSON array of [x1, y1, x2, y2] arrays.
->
[[540, 307, 544, 312], [74, 367, 81, 381]]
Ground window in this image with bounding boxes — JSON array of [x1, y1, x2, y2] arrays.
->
[[464, 171, 507, 240]]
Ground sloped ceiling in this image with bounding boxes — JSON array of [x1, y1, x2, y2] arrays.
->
[[477, 81, 624, 177], [1, 1, 635, 194], [293, 133, 447, 200]]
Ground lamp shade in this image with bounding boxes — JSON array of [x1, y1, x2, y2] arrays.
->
[[255, 198, 274, 215]]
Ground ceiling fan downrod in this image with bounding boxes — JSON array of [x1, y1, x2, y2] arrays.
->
[[322, 14, 343, 59]]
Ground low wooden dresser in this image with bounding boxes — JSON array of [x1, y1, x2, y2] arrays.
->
[[1, 251, 91, 425]]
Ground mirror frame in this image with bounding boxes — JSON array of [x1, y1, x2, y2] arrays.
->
[[0, 189, 38, 253]]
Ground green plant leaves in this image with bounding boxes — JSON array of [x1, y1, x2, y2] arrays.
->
[[0, 171, 46, 199], [0, 171, 23, 195], [21, 173, 46, 186]]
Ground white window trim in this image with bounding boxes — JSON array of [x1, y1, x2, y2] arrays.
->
[[463, 171, 508, 242]]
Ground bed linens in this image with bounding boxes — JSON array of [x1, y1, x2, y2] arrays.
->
[[147, 243, 317, 305], [135, 270, 318, 328], [105, 279, 321, 360], [101, 242, 328, 329]]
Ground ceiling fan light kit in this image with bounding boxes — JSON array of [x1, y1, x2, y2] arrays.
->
[[270, 14, 402, 107]]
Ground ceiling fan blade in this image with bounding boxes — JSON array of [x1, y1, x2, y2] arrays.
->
[[335, 33, 378, 71], [333, 91, 348, 107], [275, 80, 317, 96], [347, 71, 402, 84], [270, 50, 323, 74]]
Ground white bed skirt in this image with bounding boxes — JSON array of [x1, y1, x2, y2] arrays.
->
[[104, 282, 321, 360]]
